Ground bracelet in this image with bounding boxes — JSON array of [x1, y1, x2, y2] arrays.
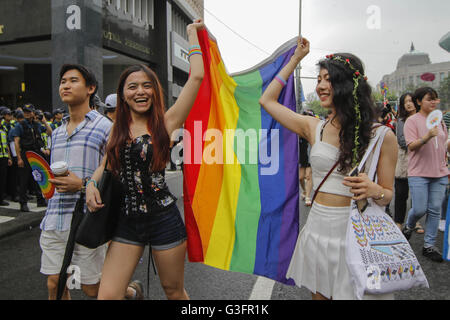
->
[[87, 179, 97, 188], [420, 137, 427, 145], [274, 74, 287, 87], [189, 45, 201, 51], [188, 49, 202, 59], [373, 190, 385, 201]]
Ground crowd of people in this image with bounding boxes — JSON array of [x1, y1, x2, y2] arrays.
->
[[0, 95, 117, 211], [0, 20, 448, 301], [299, 90, 449, 261]]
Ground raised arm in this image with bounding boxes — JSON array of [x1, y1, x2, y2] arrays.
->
[[259, 37, 317, 142], [164, 19, 205, 139]]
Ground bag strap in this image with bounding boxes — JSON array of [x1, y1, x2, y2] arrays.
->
[[311, 124, 385, 205], [367, 126, 389, 182], [311, 160, 339, 204], [356, 124, 385, 174]]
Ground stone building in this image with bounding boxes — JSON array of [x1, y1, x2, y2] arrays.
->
[[0, 0, 204, 111], [380, 43, 450, 95]]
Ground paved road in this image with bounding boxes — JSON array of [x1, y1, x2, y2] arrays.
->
[[0, 170, 448, 300]]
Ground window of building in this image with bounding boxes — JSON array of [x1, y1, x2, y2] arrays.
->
[[172, 6, 191, 40], [125, 0, 131, 13], [441, 72, 447, 82], [106, 0, 154, 28]]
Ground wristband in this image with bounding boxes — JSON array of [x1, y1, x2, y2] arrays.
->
[[274, 74, 287, 87], [188, 49, 202, 59], [87, 179, 97, 188], [189, 45, 201, 51]]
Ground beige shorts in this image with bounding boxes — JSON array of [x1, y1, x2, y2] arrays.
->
[[39, 230, 107, 285]]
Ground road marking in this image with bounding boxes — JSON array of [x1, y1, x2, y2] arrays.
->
[[0, 216, 14, 223], [2, 202, 44, 213], [249, 276, 275, 300]]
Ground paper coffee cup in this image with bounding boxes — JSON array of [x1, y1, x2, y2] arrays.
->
[[51, 161, 69, 176]]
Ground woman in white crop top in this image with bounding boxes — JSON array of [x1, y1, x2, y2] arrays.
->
[[259, 38, 398, 300]]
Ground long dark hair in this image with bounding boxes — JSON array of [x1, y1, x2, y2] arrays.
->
[[318, 53, 376, 173], [398, 92, 415, 121], [106, 65, 170, 175]]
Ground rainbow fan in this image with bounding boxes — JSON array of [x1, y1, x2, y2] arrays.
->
[[25, 151, 55, 199]]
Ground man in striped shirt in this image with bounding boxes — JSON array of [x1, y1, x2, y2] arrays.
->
[[40, 64, 144, 300], [39, 64, 112, 300]]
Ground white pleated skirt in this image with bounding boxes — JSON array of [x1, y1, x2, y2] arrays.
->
[[286, 202, 394, 300]]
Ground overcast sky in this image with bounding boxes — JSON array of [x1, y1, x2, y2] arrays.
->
[[204, 0, 450, 97]]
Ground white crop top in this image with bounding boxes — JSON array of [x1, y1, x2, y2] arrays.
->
[[310, 120, 353, 198]]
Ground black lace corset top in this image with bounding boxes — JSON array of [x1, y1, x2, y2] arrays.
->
[[119, 134, 176, 215]]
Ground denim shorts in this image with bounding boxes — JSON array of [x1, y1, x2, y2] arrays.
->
[[112, 204, 187, 251]]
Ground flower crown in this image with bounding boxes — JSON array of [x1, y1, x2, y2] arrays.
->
[[325, 54, 368, 81], [325, 54, 367, 168]]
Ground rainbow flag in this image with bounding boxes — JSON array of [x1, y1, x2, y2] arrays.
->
[[183, 29, 299, 284], [25, 151, 55, 199], [444, 198, 450, 261]]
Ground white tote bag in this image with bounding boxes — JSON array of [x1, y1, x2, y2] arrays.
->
[[345, 126, 429, 300]]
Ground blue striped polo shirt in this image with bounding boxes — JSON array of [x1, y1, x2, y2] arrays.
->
[[40, 110, 112, 231]]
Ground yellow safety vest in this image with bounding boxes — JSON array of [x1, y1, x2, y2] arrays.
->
[[0, 130, 8, 158]]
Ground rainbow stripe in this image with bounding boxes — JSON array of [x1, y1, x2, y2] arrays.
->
[[184, 30, 299, 284], [25, 151, 55, 199]]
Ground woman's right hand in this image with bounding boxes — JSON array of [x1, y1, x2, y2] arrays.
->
[[86, 183, 104, 212], [293, 36, 310, 62], [426, 126, 439, 140]]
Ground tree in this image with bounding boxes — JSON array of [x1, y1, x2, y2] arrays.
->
[[372, 90, 398, 104], [438, 75, 450, 110], [405, 82, 423, 93], [304, 92, 328, 117]]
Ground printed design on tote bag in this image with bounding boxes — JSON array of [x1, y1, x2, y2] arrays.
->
[[350, 207, 424, 284]]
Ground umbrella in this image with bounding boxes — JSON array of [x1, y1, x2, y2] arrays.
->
[[56, 194, 85, 300]]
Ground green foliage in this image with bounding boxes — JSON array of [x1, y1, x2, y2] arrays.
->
[[304, 93, 328, 117], [372, 90, 398, 104]]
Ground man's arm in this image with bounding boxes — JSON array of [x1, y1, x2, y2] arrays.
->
[[14, 136, 24, 167]]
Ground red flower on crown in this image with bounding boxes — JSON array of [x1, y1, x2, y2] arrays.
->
[[345, 58, 350, 64], [355, 71, 360, 76]]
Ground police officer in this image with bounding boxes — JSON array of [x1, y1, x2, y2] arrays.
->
[[12, 105, 52, 211], [51, 108, 64, 130], [35, 109, 51, 161], [1, 107, 15, 133], [1, 108, 18, 202], [0, 124, 12, 206], [104, 93, 117, 122]]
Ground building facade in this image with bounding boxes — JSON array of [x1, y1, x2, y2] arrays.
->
[[380, 43, 450, 96], [0, 0, 204, 111]]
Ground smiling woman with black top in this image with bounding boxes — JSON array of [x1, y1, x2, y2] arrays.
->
[[86, 19, 205, 300]]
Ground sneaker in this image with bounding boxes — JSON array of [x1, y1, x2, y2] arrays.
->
[[422, 246, 444, 263], [402, 225, 414, 240], [127, 280, 144, 300], [438, 220, 446, 232]]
